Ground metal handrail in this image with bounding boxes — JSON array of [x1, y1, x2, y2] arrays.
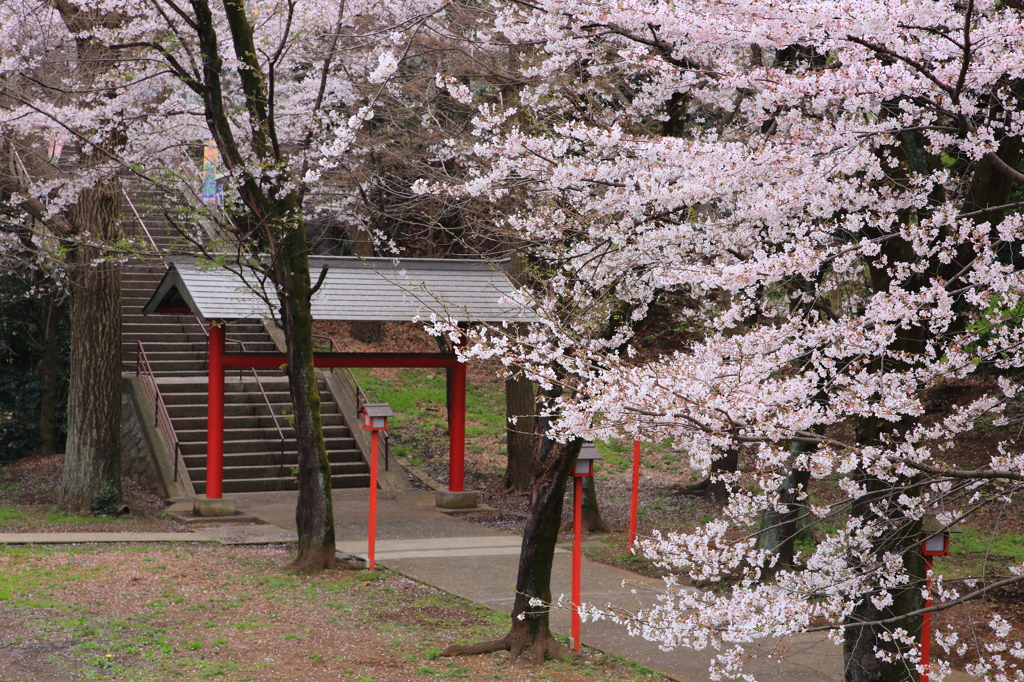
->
[[133, 341, 186, 482], [122, 189, 159, 254], [312, 333, 390, 471], [224, 336, 287, 455]]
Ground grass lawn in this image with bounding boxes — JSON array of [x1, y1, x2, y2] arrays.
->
[[0, 543, 667, 682]]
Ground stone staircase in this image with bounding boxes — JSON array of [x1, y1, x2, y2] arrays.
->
[[121, 202, 370, 494]]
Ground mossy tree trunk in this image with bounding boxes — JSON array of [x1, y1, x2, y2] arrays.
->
[[183, 0, 338, 573], [580, 476, 610, 533], [277, 210, 337, 574], [502, 250, 536, 493], [756, 439, 814, 576]]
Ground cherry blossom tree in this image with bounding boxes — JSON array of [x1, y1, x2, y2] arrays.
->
[[424, 0, 1024, 679], [0, 0, 470, 570], [1, 0, 134, 514]]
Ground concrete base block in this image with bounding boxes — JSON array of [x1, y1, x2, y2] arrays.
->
[[192, 496, 237, 517], [435, 490, 478, 509]]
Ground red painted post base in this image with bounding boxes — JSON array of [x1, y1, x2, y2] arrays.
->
[[628, 440, 640, 552], [368, 430, 379, 571], [572, 475, 582, 652]]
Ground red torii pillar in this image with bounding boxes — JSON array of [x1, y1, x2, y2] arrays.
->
[[206, 321, 225, 499], [204, 327, 466, 499]]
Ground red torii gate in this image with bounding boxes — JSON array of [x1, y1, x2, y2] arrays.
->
[[144, 255, 533, 503], [206, 325, 466, 499]]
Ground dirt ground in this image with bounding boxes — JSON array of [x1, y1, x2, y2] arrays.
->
[[0, 454, 186, 533], [0, 544, 667, 682]]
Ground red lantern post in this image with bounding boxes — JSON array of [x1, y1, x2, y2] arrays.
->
[[571, 442, 602, 652], [920, 519, 951, 682], [628, 440, 641, 551], [359, 402, 393, 571]]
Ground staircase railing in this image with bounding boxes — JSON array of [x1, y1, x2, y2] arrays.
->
[[131, 341, 186, 483], [224, 336, 287, 456], [123, 188, 159, 254], [312, 333, 389, 471]]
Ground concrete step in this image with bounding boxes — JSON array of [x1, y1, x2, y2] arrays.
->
[[187, 462, 369, 482], [128, 351, 206, 362], [160, 388, 334, 405], [175, 425, 353, 445], [179, 436, 357, 456], [145, 360, 208, 372], [183, 450, 365, 469], [126, 323, 204, 334], [191, 472, 371, 494], [165, 398, 339, 415], [121, 342, 211, 353], [124, 333, 210, 344], [169, 412, 348, 432]]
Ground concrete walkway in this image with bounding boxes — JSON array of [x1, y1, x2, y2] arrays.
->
[[230, 489, 902, 682]]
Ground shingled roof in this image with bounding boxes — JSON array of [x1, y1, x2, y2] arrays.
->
[[141, 256, 535, 324]]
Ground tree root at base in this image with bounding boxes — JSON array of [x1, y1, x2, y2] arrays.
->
[[286, 548, 337, 576], [677, 478, 712, 496], [441, 633, 577, 665]]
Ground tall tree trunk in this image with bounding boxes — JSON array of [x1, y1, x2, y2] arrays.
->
[[59, 186, 123, 514], [278, 217, 337, 575], [756, 440, 812, 576], [443, 388, 579, 663], [38, 291, 61, 457], [842, 478, 924, 682], [503, 370, 534, 493], [680, 446, 739, 502], [580, 475, 610, 533], [502, 249, 535, 493], [842, 418, 925, 682]]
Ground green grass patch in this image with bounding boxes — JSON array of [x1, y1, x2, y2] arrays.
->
[[0, 506, 23, 520]]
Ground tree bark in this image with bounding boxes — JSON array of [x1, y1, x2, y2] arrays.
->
[[756, 440, 812, 576], [503, 370, 535, 493], [842, 478, 924, 682], [580, 476, 610, 533], [443, 389, 579, 664], [679, 446, 739, 503], [38, 291, 61, 457], [59, 186, 123, 514], [278, 213, 337, 575], [502, 249, 535, 493], [184, 0, 339, 574]]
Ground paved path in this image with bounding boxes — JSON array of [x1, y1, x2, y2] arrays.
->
[[0, 524, 297, 546]]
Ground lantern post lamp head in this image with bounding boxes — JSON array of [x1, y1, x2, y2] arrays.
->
[[920, 515, 954, 557], [359, 403, 393, 432], [575, 442, 602, 477]]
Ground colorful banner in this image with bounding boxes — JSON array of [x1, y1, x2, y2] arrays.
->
[[47, 129, 67, 164], [201, 140, 222, 205]]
